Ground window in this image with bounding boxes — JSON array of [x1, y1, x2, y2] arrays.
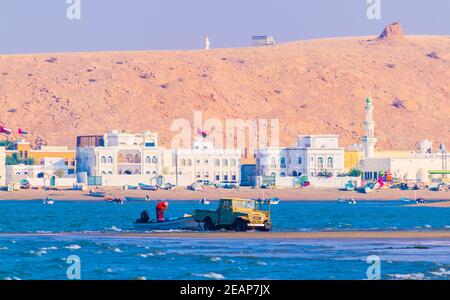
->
[[280, 157, 286, 166], [222, 200, 232, 209], [298, 157, 302, 164], [108, 156, 113, 164], [187, 159, 192, 166], [146, 156, 151, 163], [223, 159, 228, 167], [215, 159, 220, 167], [280, 172, 286, 177], [101, 156, 106, 163], [232, 174, 236, 181], [196, 172, 201, 178], [204, 159, 209, 165], [224, 175, 228, 181], [271, 157, 276, 166], [215, 175, 220, 181], [152, 156, 158, 163], [230, 159, 236, 167], [318, 157, 323, 167], [181, 159, 186, 166], [327, 157, 333, 167], [108, 171, 113, 175], [292, 171, 298, 177]]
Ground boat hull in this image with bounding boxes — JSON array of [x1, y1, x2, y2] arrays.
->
[[134, 217, 203, 231]]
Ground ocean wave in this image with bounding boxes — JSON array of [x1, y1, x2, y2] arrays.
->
[[137, 253, 154, 258], [210, 256, 222, 262], [256, 261, 268, 266], [3, 276, 21, 280], [28, 249, 47, 256], [388, 273, 427, 280], [105, 226, 122, 232], [0, 246, 8, 251], [193, 272, 225, 279], [65, 244, 81, 250], [430, 267, 450, 277]]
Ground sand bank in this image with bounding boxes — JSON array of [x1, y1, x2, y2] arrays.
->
[[2, 231, 450, 239], [2, 187, 450, 202]]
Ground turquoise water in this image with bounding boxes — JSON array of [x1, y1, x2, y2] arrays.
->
[[0, 200, 449, 280]]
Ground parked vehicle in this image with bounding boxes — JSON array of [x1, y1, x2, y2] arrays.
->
[[193, 198, 272, 232], [187, 183, 203, 191], [160, 183, 176, 190]]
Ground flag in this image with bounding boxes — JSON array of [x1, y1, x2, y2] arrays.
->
[[0, 126, 12, 135], [197, 128, 208, 138], [18, 128, 29, 135]]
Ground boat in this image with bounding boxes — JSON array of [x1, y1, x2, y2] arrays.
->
[[125, 196, 151, 202], [344, 181, 356, 191], [125, 185, 138, 190], [268, 198, 280, 205], [43, 198, 55, 205], [199, 198, 210, 205], [348, 199, 357, 205], [400, 197, 412, 202], [89, 191, 107, 197], [134, 215, 204, 231], [138, 183, 158, 191]]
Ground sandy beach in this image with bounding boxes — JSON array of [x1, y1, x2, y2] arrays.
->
[[2, 231, 450, 239], [1, 186, 450, 203]]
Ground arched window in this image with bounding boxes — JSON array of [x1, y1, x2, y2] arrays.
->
[[318, 157, 323, 167], [135, 169, 140, 175], [280, 157, 286, 165], [215, 159, 220, 167], [230, 159, 236, 167], [327, 157, 333, 167], [270, 172, 276, 177], [181, 159, 186, 166], [146, 156, 151, 163], [292, 171, 298, 177], [102, 171, 106, 175], [223, 159, 228, 167], [124, 170, 132, 175], [135, 154, 141, 163], [280, 172, 286, 177], [108, 156, 113, 164], [101, 156, 106, 163], [108, 171, 113, 175], [187, 159, 192, 166], [152, 156, 158, 163]]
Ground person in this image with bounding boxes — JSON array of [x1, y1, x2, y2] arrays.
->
[[156, 201, 169, 222]]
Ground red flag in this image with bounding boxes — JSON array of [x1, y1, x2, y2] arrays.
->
[[197, 128, 208, 138], [18, 128, 29, 135], [0, 126, 12, 135]]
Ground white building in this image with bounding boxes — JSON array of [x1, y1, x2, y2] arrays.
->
[[175, 138, 242, 186], [6, 158, 77, 187], [76, 131, 242, 187], [256, 135, 346, 187], [0, 147, 5, 186], [77, 130, 173, 186], [359, 97, 450, 183], [252, 35, 276, 46]]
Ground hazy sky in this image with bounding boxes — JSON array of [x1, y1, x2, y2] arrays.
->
[[0, 0, 449, 54]]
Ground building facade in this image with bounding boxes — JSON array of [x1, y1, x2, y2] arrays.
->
[[0, 147, 5, 186], [255, 135, 345, 187]]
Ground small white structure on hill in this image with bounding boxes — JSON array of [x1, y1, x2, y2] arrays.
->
[[204, 34, 210, 50], [361, 96, 377, 159], [251, 35, 276, 46]]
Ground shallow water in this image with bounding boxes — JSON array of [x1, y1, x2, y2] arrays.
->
[[0, 200, 449, 280], [0, 200, 449, 233]]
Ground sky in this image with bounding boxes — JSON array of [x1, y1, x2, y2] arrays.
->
[[0, 0, 449, 54]]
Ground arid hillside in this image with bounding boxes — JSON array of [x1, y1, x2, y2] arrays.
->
[[0, 23, 449, 151]]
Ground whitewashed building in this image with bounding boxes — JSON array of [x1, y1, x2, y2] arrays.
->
[[0, 147, 5, 186], [256, 135, 346, 187], [6, 158, 77, 187], [175, 138, 242, 186], [77, 130, 174, 186], [76, 131, 242, 187]]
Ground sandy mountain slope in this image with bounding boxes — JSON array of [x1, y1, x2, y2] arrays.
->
[[0, 23, 449, 151]]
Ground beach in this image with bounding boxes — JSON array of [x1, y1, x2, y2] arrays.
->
[[1, 186, 450, 203]]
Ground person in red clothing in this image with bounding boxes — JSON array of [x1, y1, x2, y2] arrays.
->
[[156, 201, 169, 222]]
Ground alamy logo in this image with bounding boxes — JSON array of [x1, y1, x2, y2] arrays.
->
[[366, 255, 381, 280], [66, 255, 81, 279], [66, 0, 81, 20], [366, 0, 381, 20]]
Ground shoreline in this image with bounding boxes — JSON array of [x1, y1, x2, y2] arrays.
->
[[1, 231, 450, 239], [1, 187, 450, 205]]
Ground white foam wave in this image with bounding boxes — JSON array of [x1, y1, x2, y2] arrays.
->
[[388, 273, 427, 280], [194, 272, 225, 279], [65, 244, 81, 250]]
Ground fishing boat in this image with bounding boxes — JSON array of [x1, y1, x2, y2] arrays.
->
[[138, 183, 158, 191], [268, 198, 280, 205], [134, 215, 203, 231], [42, 198, 55, 205], [125, 185, 138, 190], [125, 196, 151, 202], [199, 198, 210, 205], [89, 191, 107, 197]]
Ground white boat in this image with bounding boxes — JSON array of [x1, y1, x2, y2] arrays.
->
[[43, 199, 54, 205], [199, 198, 210, 205], [134, 216, 203, 231], [138, 183, 158, 191], [125, 196, 151, 202], [89, 191, 107, 197]]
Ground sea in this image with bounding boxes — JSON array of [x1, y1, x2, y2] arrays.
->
[[0, 200, 449, 280]]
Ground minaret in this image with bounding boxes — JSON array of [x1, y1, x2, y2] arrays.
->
[[361, 96, 377, 158], [204, 34, 210, 50]]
